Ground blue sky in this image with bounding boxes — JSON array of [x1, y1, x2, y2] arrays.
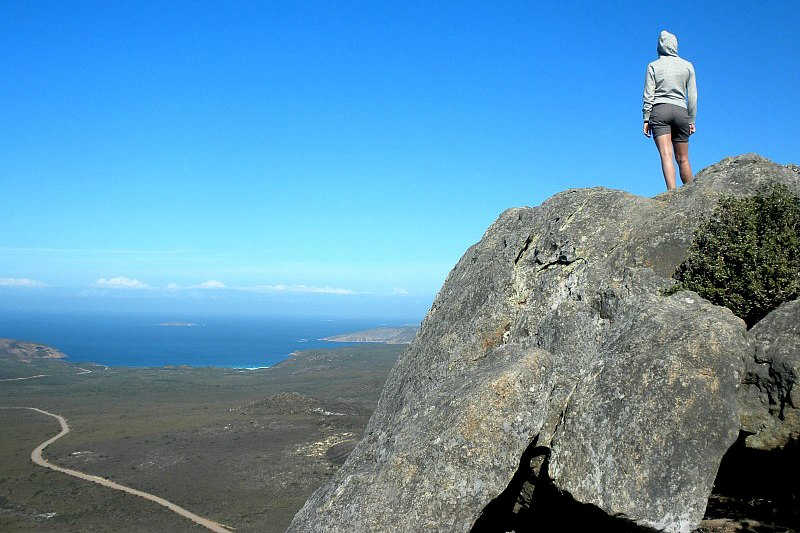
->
[[1, 1, 797, 319]]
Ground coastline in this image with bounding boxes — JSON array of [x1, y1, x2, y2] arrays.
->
[[1, 313, 418, 369], [2, 347, 367, 380]]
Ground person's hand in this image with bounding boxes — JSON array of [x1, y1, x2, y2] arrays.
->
[[689, 123, 696, 135], [643, 121, 651, 137]]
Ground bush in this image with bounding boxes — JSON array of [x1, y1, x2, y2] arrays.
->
[[669, 184, 800, 328]]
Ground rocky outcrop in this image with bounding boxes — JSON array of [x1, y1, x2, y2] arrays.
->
[[287, 155, 800, 533]]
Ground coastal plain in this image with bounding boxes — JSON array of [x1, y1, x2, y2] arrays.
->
[[0, 342, 404, 532]]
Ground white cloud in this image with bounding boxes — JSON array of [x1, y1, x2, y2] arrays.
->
[[392, 287, 409, 295], [95, 276, 150, 289], [88, 278, 354, 294], [194, 280, 226, 289], [0, 277, 46, 287], [246, 284, 356, 295]]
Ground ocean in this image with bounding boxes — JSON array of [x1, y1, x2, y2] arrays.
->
[[0, 311, 398, 368]]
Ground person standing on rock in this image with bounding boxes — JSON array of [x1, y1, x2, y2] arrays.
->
[[642, 30, 698, 191]]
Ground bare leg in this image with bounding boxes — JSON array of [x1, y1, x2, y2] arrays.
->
[[654, 133, 676, 190], [673, 141, 693, 184]]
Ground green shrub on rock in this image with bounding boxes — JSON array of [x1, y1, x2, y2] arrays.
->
[[669, 184, 800, 328]]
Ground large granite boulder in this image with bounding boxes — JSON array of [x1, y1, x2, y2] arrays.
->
[[739, 299, 800, 450], [287, 155, 800, 533]]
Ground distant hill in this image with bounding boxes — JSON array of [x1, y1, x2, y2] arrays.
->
[[0, 338, 66, 362], [322, 326, 418, 344]]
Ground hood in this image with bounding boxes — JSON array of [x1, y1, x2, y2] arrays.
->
[[657, 30, 678, 56]]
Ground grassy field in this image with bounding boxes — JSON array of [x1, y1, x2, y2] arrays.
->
[[0, 344, 404, 532]]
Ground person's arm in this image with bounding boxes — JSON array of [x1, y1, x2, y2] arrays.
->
[[642, 63, 655, 123], [687, 63, 697, 125]]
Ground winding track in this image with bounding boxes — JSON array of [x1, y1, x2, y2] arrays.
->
[[1, 368, 93, 381], [0, 374, 48, 382], [0, 406, 234, 532]]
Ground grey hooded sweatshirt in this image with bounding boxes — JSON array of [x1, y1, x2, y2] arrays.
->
[[642, 30, 697, 123]]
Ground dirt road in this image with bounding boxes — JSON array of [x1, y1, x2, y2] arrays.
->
[[0, 374, 48, 382], [1, 368, 94, 381], [1, 406, 234, 532]]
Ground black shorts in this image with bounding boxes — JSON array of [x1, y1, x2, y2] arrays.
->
[[649, 103, 691, 142]]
